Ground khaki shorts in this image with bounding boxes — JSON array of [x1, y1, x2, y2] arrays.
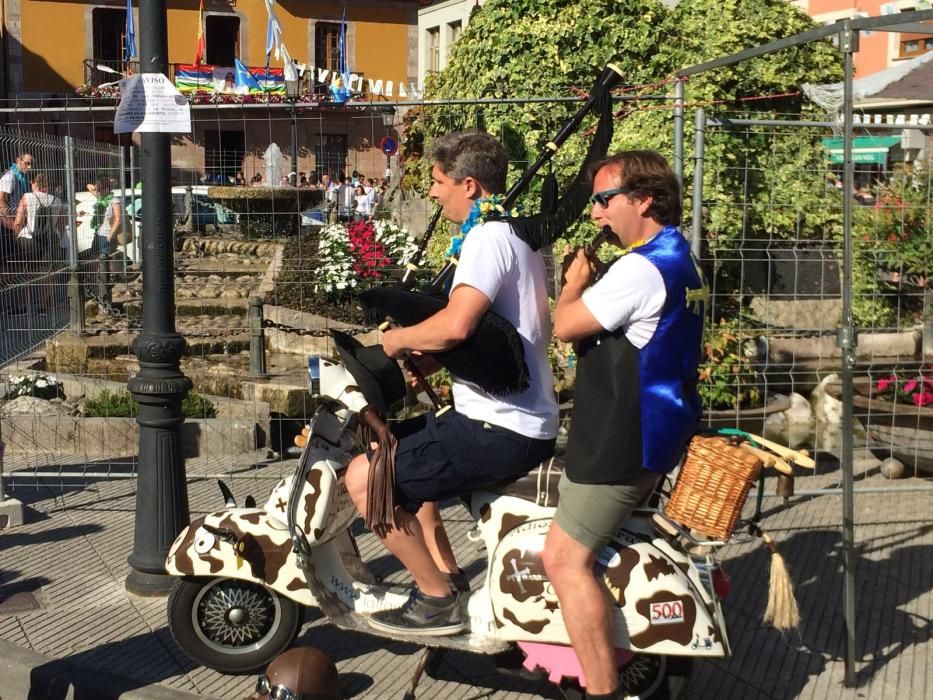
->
[[553, 470, 661, 552]]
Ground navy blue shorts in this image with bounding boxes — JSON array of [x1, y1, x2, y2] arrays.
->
[[384, 410, 555, 514]]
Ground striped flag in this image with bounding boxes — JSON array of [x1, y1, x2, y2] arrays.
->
[[194, 0, 205, 65]]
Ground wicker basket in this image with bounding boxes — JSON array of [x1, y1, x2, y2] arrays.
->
[[666, 434, 763, 540]]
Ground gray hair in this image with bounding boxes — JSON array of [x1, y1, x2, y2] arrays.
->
[[429, 131, 508, 194]]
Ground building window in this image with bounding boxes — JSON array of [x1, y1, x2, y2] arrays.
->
[[206, 15, 240, 66], [449, 20, 462, 46], [427, 27, 440, 73], [898, 16, 933, 59], [204, 129, 245, 182], [313, 134, 348, 179], [315, 22, 342, 72], [92, 8, 126, 68]]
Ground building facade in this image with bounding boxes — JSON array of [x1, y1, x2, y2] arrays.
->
[[0, 0, 421, 182], [416, 0, 483, 85], [791, 0, 933, 77]]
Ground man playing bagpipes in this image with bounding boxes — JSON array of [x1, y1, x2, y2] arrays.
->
[[541, 151, 707, 700], [344, 131, 559, 636]]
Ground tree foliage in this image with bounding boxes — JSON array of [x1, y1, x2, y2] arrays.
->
[[407, 0, 844, 263]]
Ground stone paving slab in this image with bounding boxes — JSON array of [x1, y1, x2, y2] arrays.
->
[[0, 459, 930, 699]]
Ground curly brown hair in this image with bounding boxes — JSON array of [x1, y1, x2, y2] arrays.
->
[[588, 150, 681, 226]]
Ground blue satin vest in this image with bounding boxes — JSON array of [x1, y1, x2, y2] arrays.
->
[[565, 226, 705, 482]]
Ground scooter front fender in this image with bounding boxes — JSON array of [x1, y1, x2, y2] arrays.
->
[[165, 510, 317, 607]]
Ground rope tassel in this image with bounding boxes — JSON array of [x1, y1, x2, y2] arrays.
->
[[358, 405, 399, 530], [760, 531, 801, 631]]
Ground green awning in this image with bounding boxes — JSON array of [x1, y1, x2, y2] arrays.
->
[[821, 135, 902, 165]]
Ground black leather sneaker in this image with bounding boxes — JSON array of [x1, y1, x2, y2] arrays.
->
[[367, 587, 464, 636]]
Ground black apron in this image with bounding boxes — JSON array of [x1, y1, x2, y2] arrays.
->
[[565, 328, 645, 484]]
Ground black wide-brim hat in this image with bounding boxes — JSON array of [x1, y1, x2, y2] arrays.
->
[[331, 330, 407, 412], [360, 287, 529, 396]]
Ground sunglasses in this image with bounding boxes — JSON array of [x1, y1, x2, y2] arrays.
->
[[255, 675, 298, 700], [589, 187, 630, 208]]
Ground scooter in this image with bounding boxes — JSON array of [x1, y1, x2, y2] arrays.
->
[[164, 341, 749, 698]]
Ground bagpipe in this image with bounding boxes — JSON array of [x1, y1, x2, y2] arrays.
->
[[361, 63, 624, 397]]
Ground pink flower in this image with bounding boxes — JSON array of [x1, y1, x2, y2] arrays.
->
[[911, 391, 933, 407], [876, 375, 897, 392], [903, 379, 919, 394]]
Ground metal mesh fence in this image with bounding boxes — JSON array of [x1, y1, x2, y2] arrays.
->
[[1, 98, 930, 505], [695, 113, 932, 480], [0, 97, 639, 503]]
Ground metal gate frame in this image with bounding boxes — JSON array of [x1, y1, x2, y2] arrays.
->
[[672, 8, 933, 686]]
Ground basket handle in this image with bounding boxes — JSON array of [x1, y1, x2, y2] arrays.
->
[[711, 428, 815, 469]]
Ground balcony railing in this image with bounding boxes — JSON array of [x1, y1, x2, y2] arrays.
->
[[83, 59, 142, 87]]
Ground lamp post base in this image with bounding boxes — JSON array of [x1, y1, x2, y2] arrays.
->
[[125, 569, 177, 597]]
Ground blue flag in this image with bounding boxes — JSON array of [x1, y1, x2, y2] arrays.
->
[[330, 4, 351, 103], [125, 0, 137, 60], [234, 58, 263, 94]]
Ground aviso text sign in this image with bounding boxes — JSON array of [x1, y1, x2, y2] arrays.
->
[[114, 74, 192, 134]]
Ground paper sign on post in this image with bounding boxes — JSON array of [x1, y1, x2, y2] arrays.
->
[[114, 74, 192, 134]]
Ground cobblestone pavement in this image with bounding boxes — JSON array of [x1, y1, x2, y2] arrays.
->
[[0, 457, 930, 700]]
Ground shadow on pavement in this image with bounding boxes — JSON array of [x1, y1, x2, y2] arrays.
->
[[697, 525, 933, 697]]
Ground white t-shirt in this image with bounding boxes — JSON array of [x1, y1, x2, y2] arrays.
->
[[450, 220, 558, 440], [0, 170, 14, 195], [582, 253, 666, 349]]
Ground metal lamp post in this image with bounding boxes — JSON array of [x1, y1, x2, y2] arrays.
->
[[288, 72, 300, 187], [125, 0, 192, 596], [380, 105, 395, 179]]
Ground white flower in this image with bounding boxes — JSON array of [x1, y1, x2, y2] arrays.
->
[[36, 379, 48, 388]]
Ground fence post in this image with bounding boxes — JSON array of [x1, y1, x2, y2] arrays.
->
[[0, 434, 25, 530], [63, 136, 85, 333], [690, 108, 705, 258], [249, 297, 268, 378], [924, 286, 933, 361], [673, 79, 684, 185]]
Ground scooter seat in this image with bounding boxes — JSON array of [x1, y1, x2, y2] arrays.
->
[[489, 453, 565, 507]]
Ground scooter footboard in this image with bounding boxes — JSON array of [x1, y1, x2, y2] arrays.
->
[[165, 511, 317, 607]]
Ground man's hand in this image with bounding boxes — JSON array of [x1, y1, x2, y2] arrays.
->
[[562, 247, 596, 291], [380, 328, 408, 359], [405, 351, 442, 385]]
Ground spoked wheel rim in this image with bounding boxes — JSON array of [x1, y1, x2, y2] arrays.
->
[[191, 578, 283, 655], [617, 654, 667, 698]]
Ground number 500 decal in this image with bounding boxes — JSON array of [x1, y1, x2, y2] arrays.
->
[[650, 600, 685, 625]]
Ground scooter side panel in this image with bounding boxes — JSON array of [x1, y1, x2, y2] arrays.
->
[[472, 493, 725, 657], [262, 458, 357, 545], [165, 510, 317, 607]]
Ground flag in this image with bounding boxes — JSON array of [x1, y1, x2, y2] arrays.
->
[[330, 4, 351, 103], [175, 64, 213, 92], [234, 58, 263, 94], [263, 0, 298, 86], [125, 0, 137, 60], [194, 0, 205, 65]]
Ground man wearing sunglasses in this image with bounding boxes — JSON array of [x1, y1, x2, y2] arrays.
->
[[543, 150, 706, 700]]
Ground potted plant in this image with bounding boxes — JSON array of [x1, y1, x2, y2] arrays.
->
[[699, 318, 791, 434]]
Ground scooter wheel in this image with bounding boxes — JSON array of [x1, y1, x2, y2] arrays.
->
[[167, 576, 303, 674]]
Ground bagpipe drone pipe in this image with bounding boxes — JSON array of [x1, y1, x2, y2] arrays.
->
[[361, 63, 624, 396]]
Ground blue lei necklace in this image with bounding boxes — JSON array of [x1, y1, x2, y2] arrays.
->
[[444, 194, 521, 258]]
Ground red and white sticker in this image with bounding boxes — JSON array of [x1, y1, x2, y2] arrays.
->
[[649, 600, 685, 625]]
